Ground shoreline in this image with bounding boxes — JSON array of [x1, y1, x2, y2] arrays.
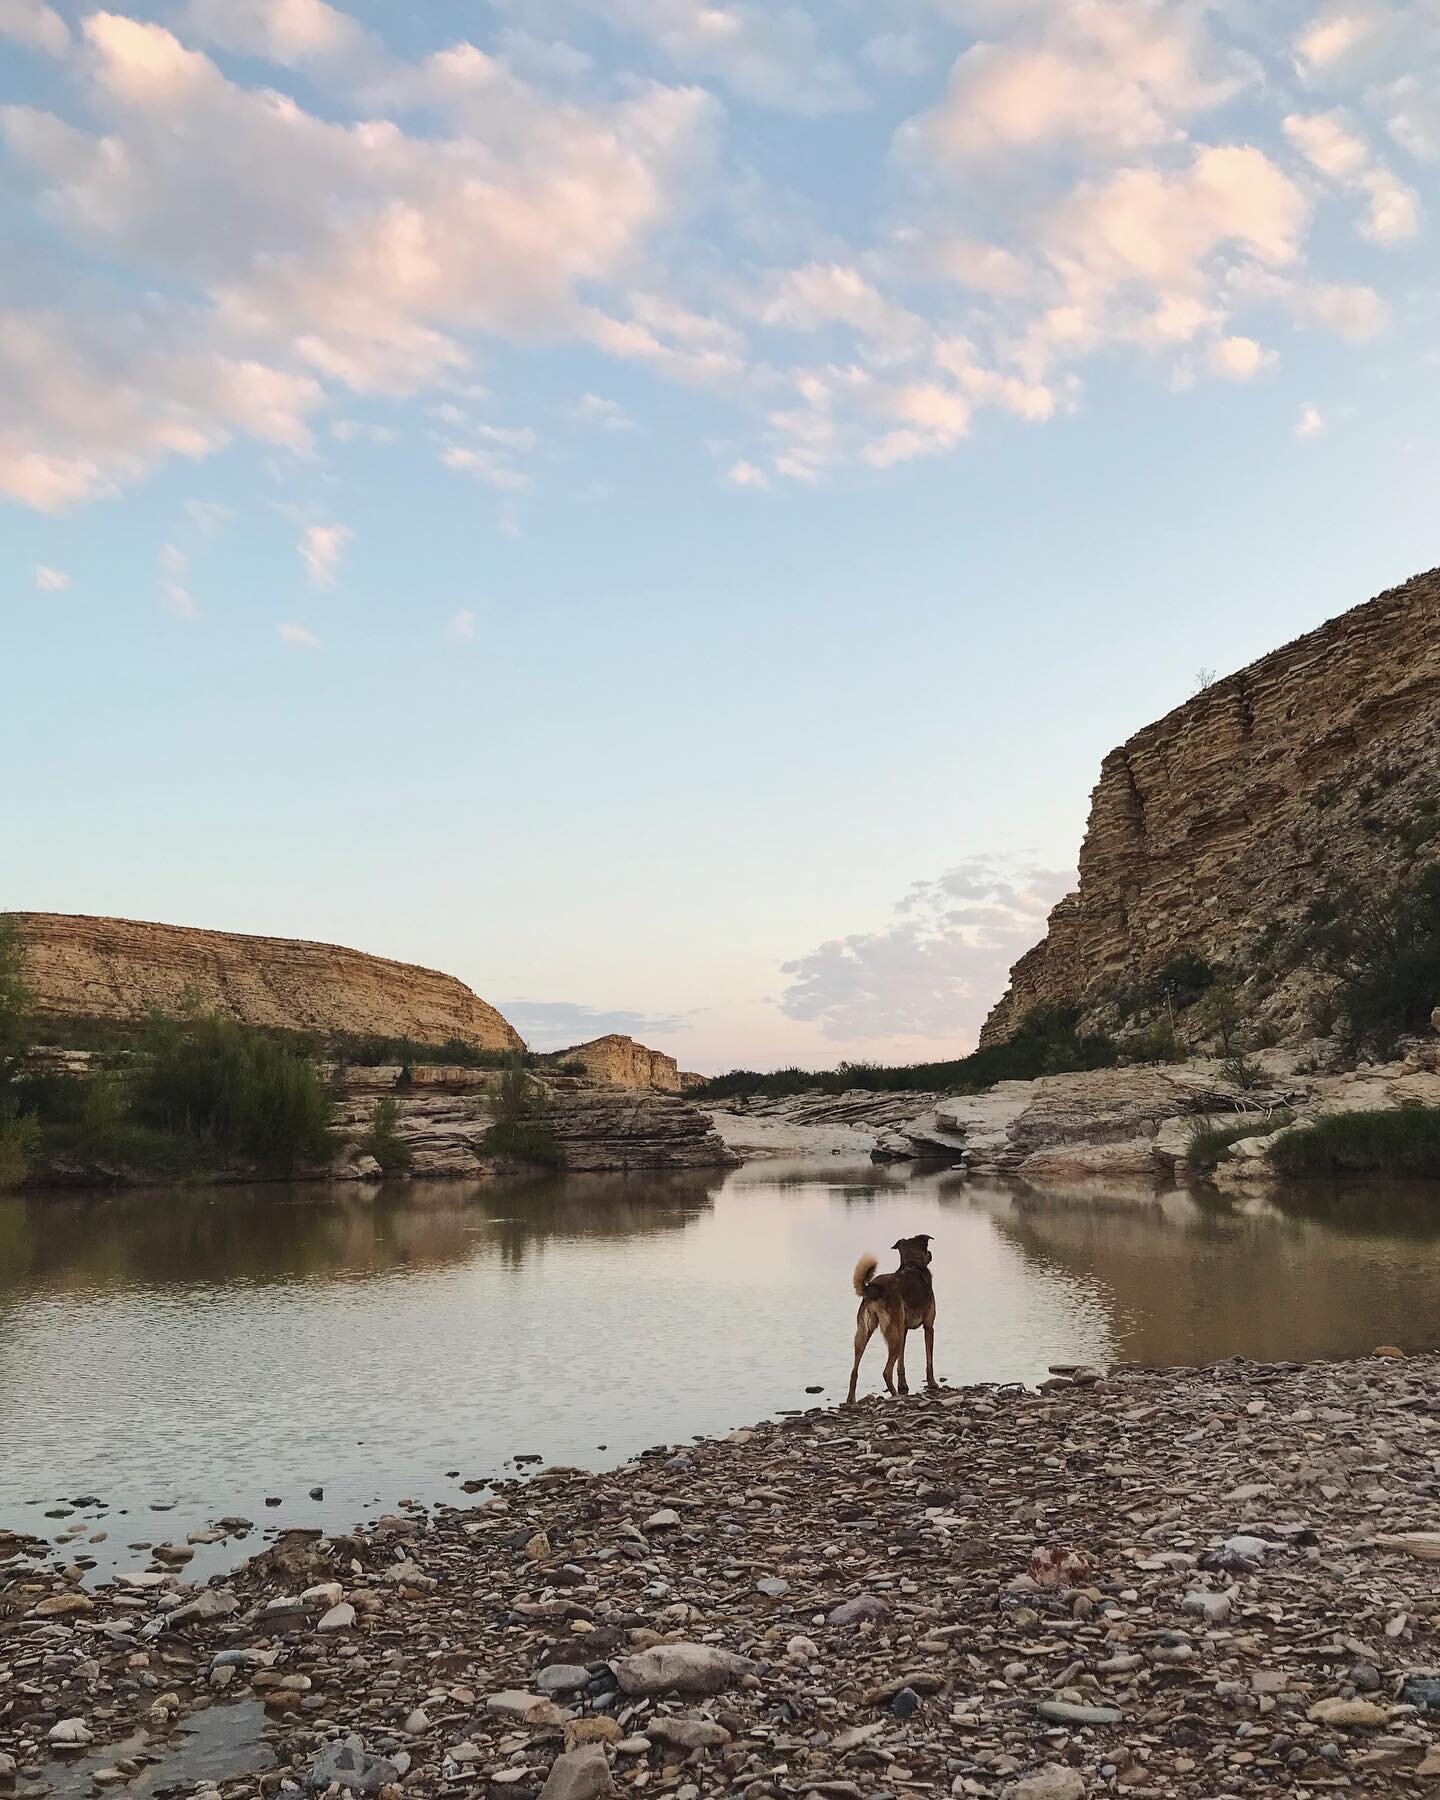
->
[[6, 1354, 1440, 1798]]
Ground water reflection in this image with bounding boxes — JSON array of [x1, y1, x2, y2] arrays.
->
[[3, 1165, 1440, 1579]]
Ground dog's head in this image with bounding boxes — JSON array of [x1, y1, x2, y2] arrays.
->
[[893, 1233, 933, 1267]]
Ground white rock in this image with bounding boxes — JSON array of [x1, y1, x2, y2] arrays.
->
[[48, 1719, 94, 1746], [317, 1602, 355, 1632], [612, 1644, 755, 1697], [1005, 1768, 1087, 1800]]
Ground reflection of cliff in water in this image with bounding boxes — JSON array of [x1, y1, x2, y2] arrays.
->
[[956, 1181, 1440, 1366], [0, 1173, 722, 1295]]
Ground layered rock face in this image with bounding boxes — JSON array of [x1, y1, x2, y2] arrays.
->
[[546, 1033, 682, 1092], [10, 913, 523, 1052], [332, 1066, 735, 1176], [982, 568, 1440, 1045]]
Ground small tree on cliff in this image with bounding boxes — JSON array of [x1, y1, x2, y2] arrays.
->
[[485, 1055, 563, 1168], [0, 919, 37, 1187]]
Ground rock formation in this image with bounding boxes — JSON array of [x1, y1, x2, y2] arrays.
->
[[331, 1066, 736, 1177], [543, 1034, 682, 1093], [982, 567, 1440, 1045], [9, 912, 523, 1052]]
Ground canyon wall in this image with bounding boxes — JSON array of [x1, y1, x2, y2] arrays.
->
[[981, 567, 1440, 1045], [9, 913, 524, 1052], [545, 1033, 683, 1092]]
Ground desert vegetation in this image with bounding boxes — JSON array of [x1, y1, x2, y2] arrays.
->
[[483, 1055, 564, 1167]]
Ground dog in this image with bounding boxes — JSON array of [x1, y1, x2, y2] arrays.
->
[[846, 1233, 937, 1403]]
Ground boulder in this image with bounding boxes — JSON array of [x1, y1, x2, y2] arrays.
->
[[537, 1746, 614, 1800], [612, 1644, 755, 1697]]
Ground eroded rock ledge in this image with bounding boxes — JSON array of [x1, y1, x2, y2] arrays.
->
[[8, 1355, 1440, 1800], [9, 913, 523, 1053]]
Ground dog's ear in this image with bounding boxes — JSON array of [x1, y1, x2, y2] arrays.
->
[[914, 1233, 933, 1245]]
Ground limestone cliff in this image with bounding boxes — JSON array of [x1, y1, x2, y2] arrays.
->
[[982, 567, 1440, 1045], [9, 912, 524, 1052], [543, 1033, 682, 1092]]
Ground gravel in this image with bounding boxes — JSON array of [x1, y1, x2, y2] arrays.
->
[[6, 1354, 1440, 1798]]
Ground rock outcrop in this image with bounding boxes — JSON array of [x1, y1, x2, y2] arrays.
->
[[543, 1034, 682, 1093], [332, 1067, 736, 1178], [982, 567, 1440, 1045], [9, 913, 523, 1052]]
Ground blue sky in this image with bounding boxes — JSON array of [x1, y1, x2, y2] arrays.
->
[[2, 0, 1437, 1071]]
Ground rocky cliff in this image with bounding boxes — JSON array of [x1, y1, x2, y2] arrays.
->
[[544, 1033, 682, 1092], [9, 912, 524, 1052], [982, 567, 1440, 1045]]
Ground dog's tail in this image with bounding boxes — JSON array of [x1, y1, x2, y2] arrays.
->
[[852, 1252, 879, 1297]]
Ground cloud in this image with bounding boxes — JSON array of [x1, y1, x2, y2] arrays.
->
[[0, 18, 716, 505], [0, 306, 322, 510], [447, 607, 477, 641], [493, 0, 866, 115], [300, 522, 350, 586], [1209, 335, 1272, 380], [184, 0, 376, 69], [1295, 401, 1325, 437], [163, 582, 199, 618], [1305, 281, 1387, 338], [573, 393, 634, 430], [727, 459, 769, 487], [777, 855, 1073, 1044], [0, 0, 69, 54], [442, 446, 532, 492], [1284, 110, 1420, 243], [499, 997, 690, 1052], [1293, 8, 1378, 75], [33, 563, 68, 590], [278, 620, 320, 645], [904, 0, 1244, 164]]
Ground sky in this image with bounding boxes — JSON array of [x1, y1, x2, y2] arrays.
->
[[2, 0, 1437, 1073]]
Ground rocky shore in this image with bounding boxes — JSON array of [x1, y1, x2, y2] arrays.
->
[[7, 1355, 1440, 1800]]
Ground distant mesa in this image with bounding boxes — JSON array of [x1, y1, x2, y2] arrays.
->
[[541, 1032, 685, 1093], [7, 912, 524, 1053]]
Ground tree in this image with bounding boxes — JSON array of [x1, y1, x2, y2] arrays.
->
[[1193, 981, 1243, 1054]]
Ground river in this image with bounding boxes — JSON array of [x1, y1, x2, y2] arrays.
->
[[4, 1159, 1439, 1579]]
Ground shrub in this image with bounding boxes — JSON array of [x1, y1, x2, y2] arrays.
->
[[484, 1056, 563, 1167], [555, 1059, 589, 1076], [131, 1011, 335, 1171], [0, 917, 31, 1088], [1141, 952, 1218, 1013], [1185, 1109, 1294, 1173], [358, 1096, 412, 1171], [694, 1006, 1117, 1101], [1299, 861, 1440, 1055], [1193, 982, 1243, 1054], [1219, 1051, 1265, 1091], [0, 1104, 38, 1189], [1268, 1106, 1440, 1177], [1122, 1021, 1182, 1065]]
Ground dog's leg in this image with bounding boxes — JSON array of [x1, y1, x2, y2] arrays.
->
[[895, 1323, 909, 1395], [847, 1307, 877, 1405], [923, 1307, 937, 1390], [882, 1315, 904, 1395]]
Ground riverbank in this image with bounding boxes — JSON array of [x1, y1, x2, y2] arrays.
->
[[7, 1354, 1440, 1800]]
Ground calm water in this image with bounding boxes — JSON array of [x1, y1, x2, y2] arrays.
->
[[4, 1159, 1440, 1577]]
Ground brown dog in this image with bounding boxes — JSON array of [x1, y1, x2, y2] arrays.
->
[[846, 1233, 937, 1403]]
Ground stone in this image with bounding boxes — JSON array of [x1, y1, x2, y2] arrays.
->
[[306, 1734, 400, 1794], [317, 1601, 356, 1631], [646, 1717, 732, 1751], [890, 1687, 920, 1719], [565, 1719, 622, 1749], [537, 1745, 614, 1800], [827, 1592, 892, 1627], [1006, 1769, 1086, 1800], [756, 1576, 789, 1597], [612, 1644, 756, 1697], [32, 1592, 94, 1616], [538, 1664, 592, 1697], [1307, 1698, 1387, 1727], [643, 1509, 681, 1532], [1374, 1532, 1440, 1561], [1401, 1678, 1440, 1710], [1035, 1702, 1122, 1726], [1183, 1589, 1232, 1623], [47, 1720, 94, 1746], [541, 1035, 683, 1093], [488, 1690, 549, 1718], [167, 1588, 239, 1626]]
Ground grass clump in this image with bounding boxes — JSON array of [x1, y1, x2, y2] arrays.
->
[[1268, 1106, 1440, 1177], [357, 1096, 412, 1172], [1185, 1109, 1294, 1173], [484, 1056, 563, 1168]]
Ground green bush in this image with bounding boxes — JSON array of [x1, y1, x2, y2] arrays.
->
[[329, 1033, 534, 1070], [1219, 1051, 1266, 1091], [1122, 1021, 1182, 1065], [1141, 952, 1219, 1013], [1268, 1106, 1440, 1177], [131, 1011, 335, 1171], [484, 1056, 563, 1167], [1296, 861, 1440, 1056], [695, 1006, 1117, 1101], [0, 1104, 38, 1190], [555, 1059, 589, 1076], [1185, 1109, 1294, 1172], [1193, 982, 1243, 1054], [358, 1096, 412, 1171]]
